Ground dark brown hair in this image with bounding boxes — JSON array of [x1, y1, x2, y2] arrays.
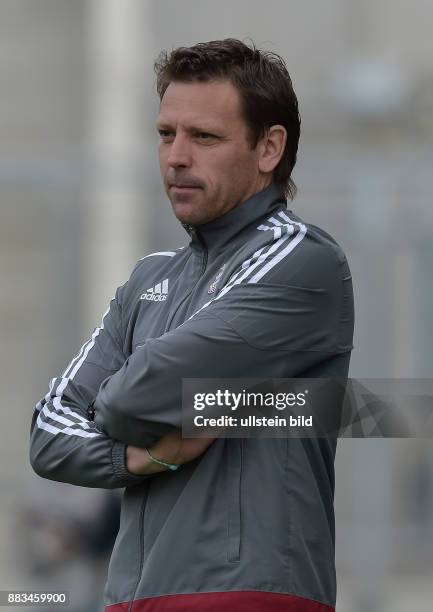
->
[[154, 38, 301, 200]]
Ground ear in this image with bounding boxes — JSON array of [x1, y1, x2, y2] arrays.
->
[[258, 125, 287, 174]]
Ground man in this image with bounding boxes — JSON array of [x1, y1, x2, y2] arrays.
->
[[30, 39, 354, 611]]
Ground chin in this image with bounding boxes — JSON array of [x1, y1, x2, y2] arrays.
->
[[175, 213, 209, 226], [172, 210, 197, 226], [171, 203, 207, 226]]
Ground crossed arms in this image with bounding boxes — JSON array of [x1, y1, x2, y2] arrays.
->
[[30, 242, 350, 488]]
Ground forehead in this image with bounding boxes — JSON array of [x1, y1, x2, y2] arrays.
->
[[157, 80, 244, 127]]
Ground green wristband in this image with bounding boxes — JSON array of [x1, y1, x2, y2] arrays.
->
[[145, 447, 180, 471]]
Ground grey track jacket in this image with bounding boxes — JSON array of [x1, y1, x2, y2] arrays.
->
[[30, 183, 354, 612]]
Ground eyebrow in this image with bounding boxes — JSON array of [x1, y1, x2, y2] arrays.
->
[[156, 119, 222, 134], [155, 119, 171, 129]]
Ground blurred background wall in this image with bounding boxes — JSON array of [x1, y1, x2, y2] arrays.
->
[[1, 1, 433, 610]]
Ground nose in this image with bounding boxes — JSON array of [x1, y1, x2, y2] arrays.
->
[[166, 133, 192, 168]]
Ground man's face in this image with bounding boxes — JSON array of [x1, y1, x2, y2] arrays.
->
[[157, 79, 269, 226]]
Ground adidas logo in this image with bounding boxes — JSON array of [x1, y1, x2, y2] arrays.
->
[[140, 279, 169, 302]]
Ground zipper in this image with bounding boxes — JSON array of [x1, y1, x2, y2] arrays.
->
[[127, 489, 148, 612], [164, 243, 208, 332], [227, 438, 244, 563]]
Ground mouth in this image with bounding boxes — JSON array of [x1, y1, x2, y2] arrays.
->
[[170, 184, 201, 192]]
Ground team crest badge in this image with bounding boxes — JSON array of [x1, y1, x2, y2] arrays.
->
[[208, 264, 226, 294]]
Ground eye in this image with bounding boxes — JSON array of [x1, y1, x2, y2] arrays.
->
[[196, 132, 219, 142], [158, 129, 174, 140]]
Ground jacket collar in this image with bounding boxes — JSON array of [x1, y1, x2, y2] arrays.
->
[[183, 183, 287, 254]]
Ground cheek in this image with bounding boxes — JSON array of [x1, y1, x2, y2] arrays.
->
[[212, 152, 243, 178], [227, 152, 258, 182], [158, 146, 168, 172], [200, 146, 257, 193]]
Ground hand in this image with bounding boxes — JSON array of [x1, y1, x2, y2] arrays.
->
[[126, 429, 215, 476]]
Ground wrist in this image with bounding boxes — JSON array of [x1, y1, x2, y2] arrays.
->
[[126, 445, 166, 475], [145, 447, 180, 471]]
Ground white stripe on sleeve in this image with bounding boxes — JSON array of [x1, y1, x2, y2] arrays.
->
[[34, 298, 121, 438]]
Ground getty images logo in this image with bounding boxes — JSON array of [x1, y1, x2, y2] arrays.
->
[[140, 279, 169, 302]]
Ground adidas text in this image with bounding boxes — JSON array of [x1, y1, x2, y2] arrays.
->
[[140, 292, 167, 302], [140, 279, 169, 302]]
